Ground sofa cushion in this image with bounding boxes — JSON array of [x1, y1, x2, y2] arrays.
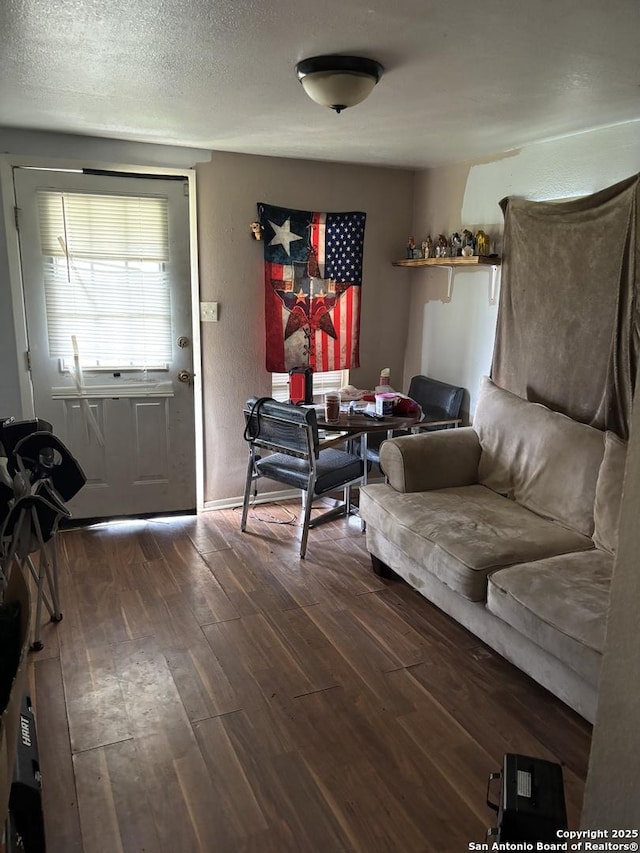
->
[[474, 376, 605, 537], [487, 550, 613, 685], [593, 431, 627, 554], [379, 428, 481, 493], [359, 483, 594, 601]]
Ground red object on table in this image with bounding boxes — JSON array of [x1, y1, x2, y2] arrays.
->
[[393, 397, 419, 416]]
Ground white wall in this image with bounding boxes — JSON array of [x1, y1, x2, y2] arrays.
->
[[405, 121, 640, 420], [582, 376, 640, 826], [0, 203, 19, 416]]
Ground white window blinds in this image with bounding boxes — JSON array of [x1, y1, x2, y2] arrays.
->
[[36, 190, 172, 368], [271, 369, 349, 402]]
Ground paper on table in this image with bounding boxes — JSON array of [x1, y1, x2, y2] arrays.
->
[[340, 400, 368, 412]]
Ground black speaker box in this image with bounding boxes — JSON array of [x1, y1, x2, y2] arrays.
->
[[9, 695, 45, 853], [487, 753, 567, 842]]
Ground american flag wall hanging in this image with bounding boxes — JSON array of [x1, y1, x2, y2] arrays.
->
[[257, 202, 366, 373]]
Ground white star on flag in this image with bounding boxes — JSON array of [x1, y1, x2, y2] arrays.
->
[[268, 218, 303, 256]]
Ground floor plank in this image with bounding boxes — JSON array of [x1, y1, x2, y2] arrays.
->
[[61, 642, 131, 753], [25, 506, 592, 852], [76, 739, 162, 852], [31, 657, 83, 853]]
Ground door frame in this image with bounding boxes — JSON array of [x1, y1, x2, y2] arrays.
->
[[0, 153, 204, 511]]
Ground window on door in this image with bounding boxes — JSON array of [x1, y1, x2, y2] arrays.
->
[[37, 190, 172, 370]]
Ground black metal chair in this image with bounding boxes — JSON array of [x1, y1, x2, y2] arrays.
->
[[364, 375, 465, 468], [241, 398, 364, 558]]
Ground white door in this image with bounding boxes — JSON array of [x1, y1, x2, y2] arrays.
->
[[14, 168, 196, 519]]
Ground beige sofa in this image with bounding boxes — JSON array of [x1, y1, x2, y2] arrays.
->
[[359, 376, 627, 723]]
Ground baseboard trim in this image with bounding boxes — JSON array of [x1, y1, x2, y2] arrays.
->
[[202, 489, 301, 511]]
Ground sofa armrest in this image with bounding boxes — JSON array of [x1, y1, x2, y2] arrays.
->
[[380, 427, 481, 493]]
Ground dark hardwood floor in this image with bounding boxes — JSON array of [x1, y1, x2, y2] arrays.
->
[[26, 499, 592, 852]]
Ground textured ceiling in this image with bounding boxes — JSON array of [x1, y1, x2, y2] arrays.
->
[[1, 0, 639, 169]]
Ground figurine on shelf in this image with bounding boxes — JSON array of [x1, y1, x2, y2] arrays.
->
[[436, 234, 449, 258], [421, 235, 434, 258], [462, 229, 475, 253], [406, 236, 416, 259], [475, 230, 490, 256], [450, 232, 462, 257]]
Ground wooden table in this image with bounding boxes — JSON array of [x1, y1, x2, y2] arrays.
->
[[317, 410, 461, 485], [317, 410, 420, 435], [312, 408, 460, 526]]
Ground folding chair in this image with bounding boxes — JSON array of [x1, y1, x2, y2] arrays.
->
[[0, 486, 69, 650], [0, 431, 85, 650]]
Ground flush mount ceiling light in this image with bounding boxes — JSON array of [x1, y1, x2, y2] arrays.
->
[[295, 55, 384, 114]]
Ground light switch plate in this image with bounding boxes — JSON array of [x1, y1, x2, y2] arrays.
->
[[200, 301, 219, 322]]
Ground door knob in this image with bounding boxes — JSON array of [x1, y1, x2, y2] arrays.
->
[[177, 369, 192, 383]]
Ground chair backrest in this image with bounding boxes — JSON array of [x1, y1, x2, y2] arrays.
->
[[1, 418, 53, 460], [243, 398, 319, 458], [12, 432, 86, 502], [407, 375, 465, 422]]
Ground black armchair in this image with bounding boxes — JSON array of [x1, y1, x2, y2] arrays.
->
[[241, 398, 364, 558], [365, 375, 465, 468]]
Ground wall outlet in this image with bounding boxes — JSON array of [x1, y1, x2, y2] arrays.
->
[[200, 301, 219, 322]]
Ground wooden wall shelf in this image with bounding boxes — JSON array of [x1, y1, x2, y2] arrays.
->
[[392, 255, 501, 303], [391, 255, 500, 268]]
